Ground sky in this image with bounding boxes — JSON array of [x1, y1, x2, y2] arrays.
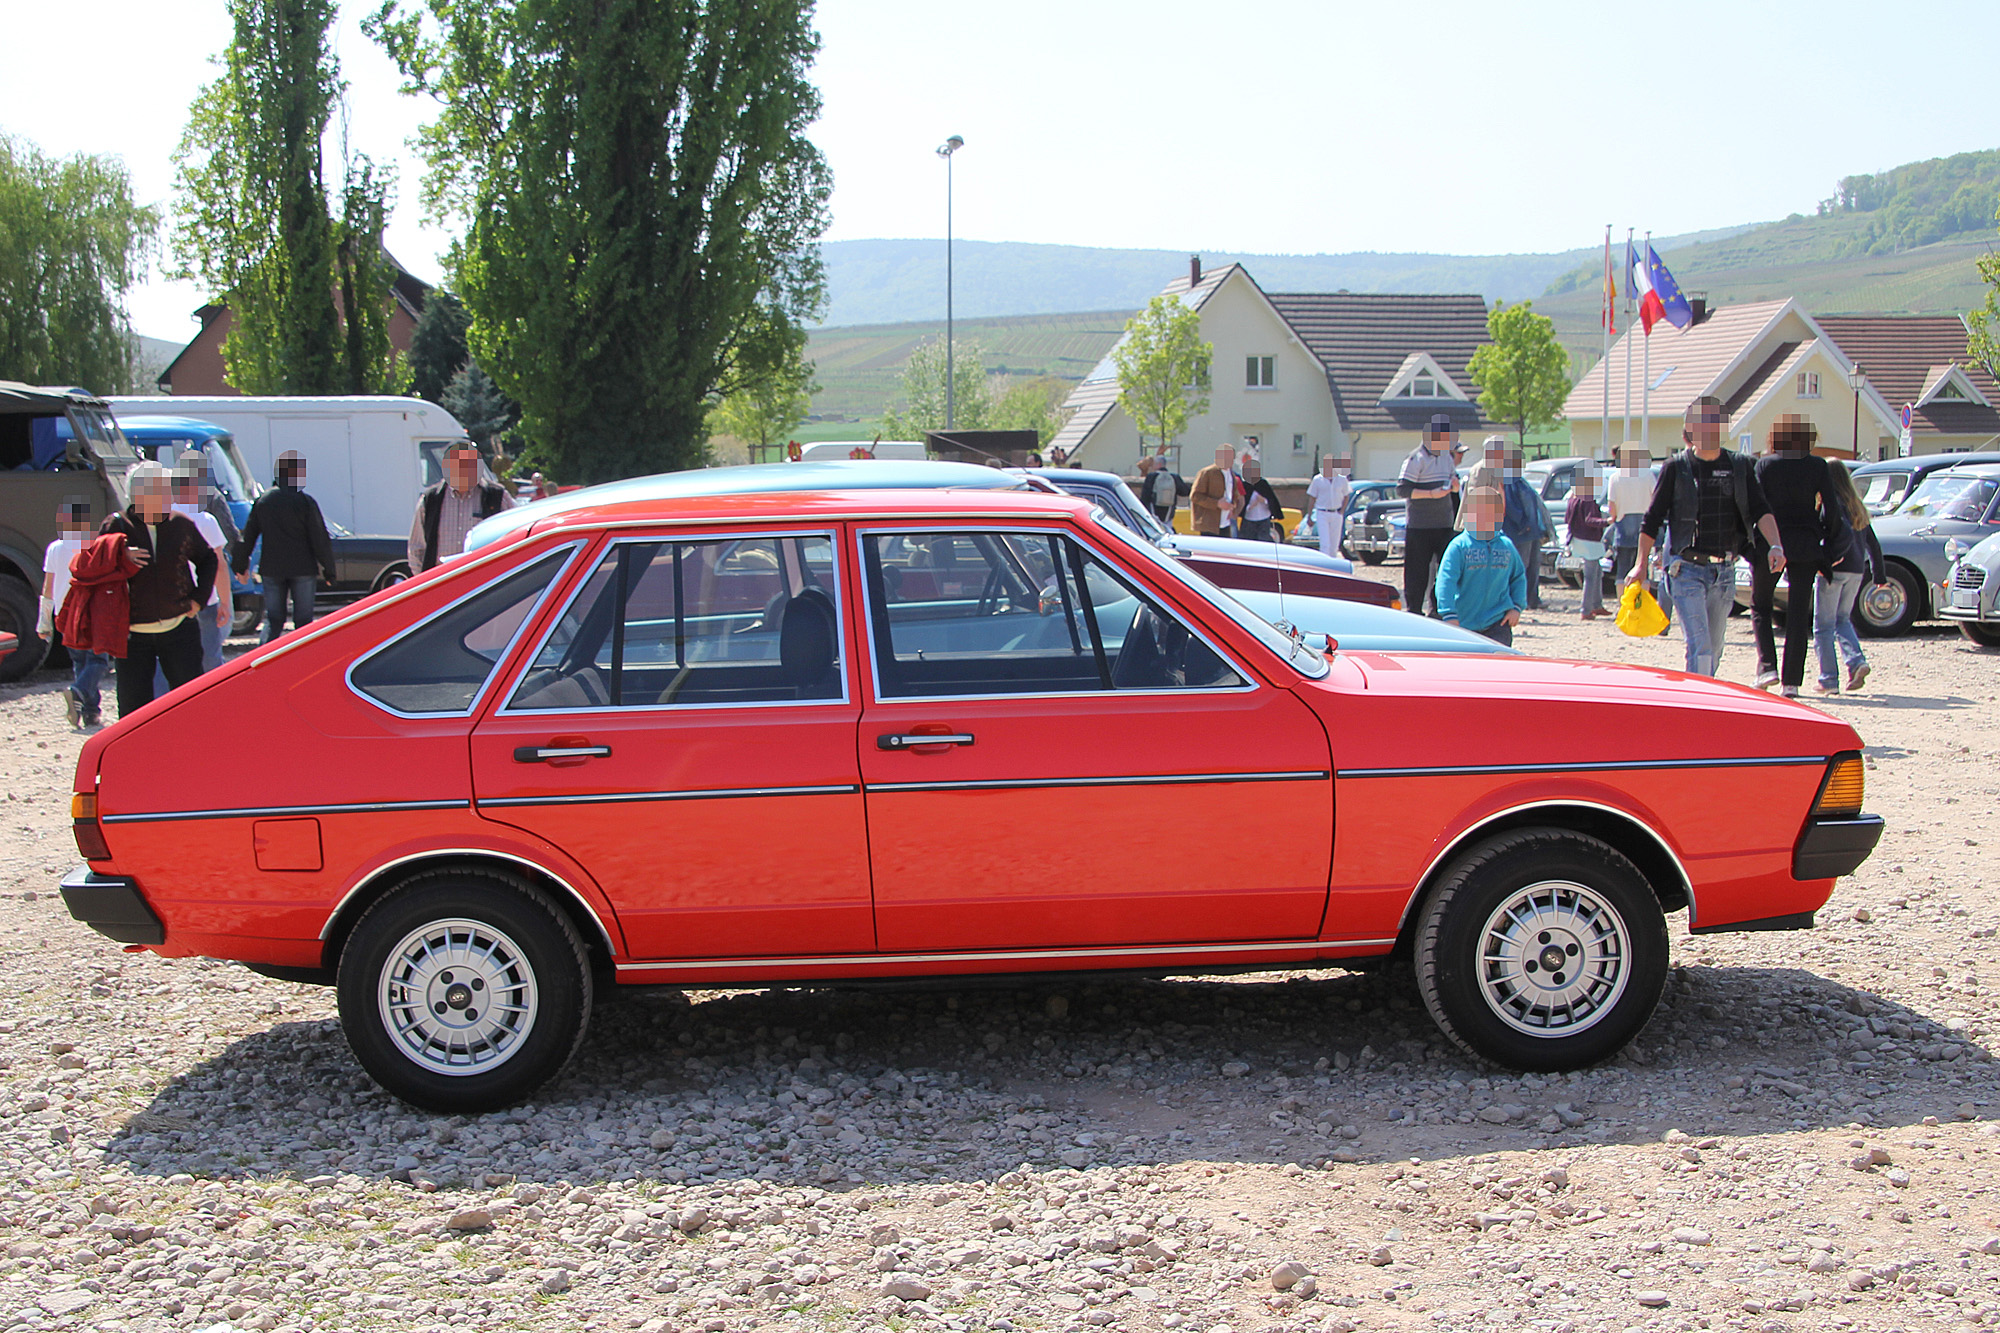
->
[[4, 0, 1998, 344]]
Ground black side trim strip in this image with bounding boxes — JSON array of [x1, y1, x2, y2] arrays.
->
[[103, 799, 470, 825], [1337, 756, 1827, 779], [480, 784, 860, 810], [1689, 911, 1816, 936], [866, 770, 1330, 795]]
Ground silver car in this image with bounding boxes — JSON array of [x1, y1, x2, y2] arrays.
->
[[1867, 463, 2000, 636], [1941, 528, 2000, 648]]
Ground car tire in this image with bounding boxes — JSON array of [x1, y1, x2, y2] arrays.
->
[[336, 871, 592, 1113], [1856, 565, 1920, 638], [1413, 828, 1668, 1072], [1961, 622, 2000, 648], [369, 563, 412, 595], [0, 578, 49, 682], [1358, 550, 1386, 566]]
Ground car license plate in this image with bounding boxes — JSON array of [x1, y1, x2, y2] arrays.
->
[[1954, 588, 1982, 608]]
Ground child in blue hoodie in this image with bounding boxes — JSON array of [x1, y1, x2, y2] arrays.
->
[[1436, 486, 1527, 644]]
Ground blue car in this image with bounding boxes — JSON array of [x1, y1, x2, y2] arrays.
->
[[1223, 588, 1518, 655]]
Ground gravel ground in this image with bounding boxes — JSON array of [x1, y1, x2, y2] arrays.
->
[[1, 586, 1997, 1333]]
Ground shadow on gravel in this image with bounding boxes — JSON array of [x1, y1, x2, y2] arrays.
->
[[96, 954, 1993, 1188]]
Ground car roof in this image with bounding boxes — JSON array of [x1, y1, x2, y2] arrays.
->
[[510, 482, 1090, 542], [466, 459, 1024, 553], [104, 415, 232, 438], [1908, 462, 2000, 479], [1854, 452, 2000, 474]]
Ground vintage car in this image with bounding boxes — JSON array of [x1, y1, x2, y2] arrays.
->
[[1941, 529, 2000, 647], [61, 487, 1882, 1112], [1849, 452, 2000, 518]]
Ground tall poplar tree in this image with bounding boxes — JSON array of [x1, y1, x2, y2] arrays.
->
[[368, 0, 833, 482], [170, 0, 399, 394]]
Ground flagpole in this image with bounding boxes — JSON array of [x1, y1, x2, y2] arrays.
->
[[1621, 228, 1634, 448], [1641, 231, 1653, 453], [1601, 225, 1611, 461]]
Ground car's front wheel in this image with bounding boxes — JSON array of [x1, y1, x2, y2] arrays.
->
[[1960, 622, 2000, 648], [1414, 829, 1667, 1071], [336, 872, 592, 1112], [1856, 565, 1920, 637]]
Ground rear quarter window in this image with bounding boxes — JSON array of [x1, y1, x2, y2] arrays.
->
[[349, 547, 574, 716]]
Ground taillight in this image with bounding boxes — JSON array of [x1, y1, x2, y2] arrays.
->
[[72, 793, 110, 861], [1812, 755, 1866, 819]]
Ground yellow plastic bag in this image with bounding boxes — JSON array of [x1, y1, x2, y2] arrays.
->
[[1616, 582, 1669, 638]]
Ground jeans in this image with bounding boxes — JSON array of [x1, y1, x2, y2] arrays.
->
[[1579, 551, 1605, 613], [1609, 514, 1643, 584], [1511, 533, 1542, 608], [70, 648, 111, 716], [1474, 620, 1514, 646], [1239, 517, 1276, 542], [116, 619, 202, 718], [1664, 559, 1737, 676], [1405, 525, 1454, 618], [262, 575, 317, 643], [1814, 571, 1867, 688]]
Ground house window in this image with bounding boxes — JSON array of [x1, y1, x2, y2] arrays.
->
[[1933, 380, 1969, 401], [1246, 356, 1275, 388], [1796, 372, 1820, 398], [1293, 433, 1306, 451]]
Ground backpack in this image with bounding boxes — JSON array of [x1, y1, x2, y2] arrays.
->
[[1146, 469, 1177, 508]]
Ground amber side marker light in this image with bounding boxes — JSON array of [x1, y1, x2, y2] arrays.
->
[[1813, 755, 1866, 820], [72, 793, 111, 861]]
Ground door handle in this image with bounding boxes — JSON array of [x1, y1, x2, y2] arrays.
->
[[514, 745, 612, 763], [876, 732, 975, 751]]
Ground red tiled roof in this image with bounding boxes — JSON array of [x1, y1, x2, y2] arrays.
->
[[1565, 299, 1793, 423], [1266, 292, 1490, 434], [1811, 315, 2000, 438]]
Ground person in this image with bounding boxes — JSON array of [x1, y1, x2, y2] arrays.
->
[[1607, 442, 1653, 585], [1191, 444, 1240, 537], [1748, 414, 1842, 696], [1459, 435, 1505, 520], [236, 451, 336, 644], [1237, 456, 1285, 542], [1436, 486, 1526, 645], [1399, 415, 1461, 617], [1627, 396, 1785, 678], [38, 500, 110, 728], [410, 443, 514, 572], [1144, 452, 1188, 524], [1305, 456, 1350, 559], [167, 451, 234, 674], [100, 461, 216, 718], [1565, 467, 1611, 619], [1814, 460, 1883, 694], [1500, 447, 1551, 610]]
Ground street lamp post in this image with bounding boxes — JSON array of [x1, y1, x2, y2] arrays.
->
[[1848, 364, 1864, 460], [937, 135, 964, 430]]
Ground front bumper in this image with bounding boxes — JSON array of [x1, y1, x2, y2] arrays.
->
[[1938, 561, 1995, 622], [1793, 815, 1885, 881], [59, 865, 163, 945]]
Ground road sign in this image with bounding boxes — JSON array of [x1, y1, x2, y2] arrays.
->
[[1901, 403, 1914, 431]]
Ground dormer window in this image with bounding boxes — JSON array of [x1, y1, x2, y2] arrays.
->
[[1380, 352, 1466, 404], [1933, 380, 1969, 401]]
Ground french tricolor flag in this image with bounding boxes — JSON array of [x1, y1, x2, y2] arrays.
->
[[1633, 243, 1694, 334]]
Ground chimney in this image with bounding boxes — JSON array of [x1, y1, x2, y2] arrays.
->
[[1189, 254, 1202, 287], [1689, 295, 1708, 326]]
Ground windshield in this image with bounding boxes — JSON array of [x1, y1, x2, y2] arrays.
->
[[73, 406, 136, 463], [1117, 480, 1170, 537], [1090, 509, 1329, 678], [210, 438, 264, 502], [1855, 470, 1908, 515], [1901, 472, 1999, 522]]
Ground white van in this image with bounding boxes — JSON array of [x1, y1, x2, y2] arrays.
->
[[106, 395, 468, 537], [795, 440, 927, 462]]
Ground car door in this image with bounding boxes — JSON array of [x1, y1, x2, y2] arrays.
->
[[855, 522, 1333, 953], [469, 529, 873, 960]]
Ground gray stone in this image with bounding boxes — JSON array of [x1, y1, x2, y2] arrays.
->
[[1270, 1260, 1310, 1290], [881, 1277, 932, 1301], [38, 1291, 95, 1317], [1636, 1289, 1670, 1307], [446, 1207, 492, 1231], [538, 1270, 570, 1295]]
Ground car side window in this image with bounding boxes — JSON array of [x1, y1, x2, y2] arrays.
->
[[350, 548, 572, 715], [508, 534, 843, 711], [861, 530, 1244, 699]]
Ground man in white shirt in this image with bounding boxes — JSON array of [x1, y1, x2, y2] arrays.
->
[[1305, 456, 1351, 559], [39, 501, 109, 728], [1606, 441, 1655, 585]]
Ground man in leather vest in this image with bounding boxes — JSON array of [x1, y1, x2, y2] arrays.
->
[[410, 443, 513, 572]]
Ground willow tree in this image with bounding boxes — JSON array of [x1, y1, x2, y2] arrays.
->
[[369, 0, 832, 482], [170, 0, 398, 395]]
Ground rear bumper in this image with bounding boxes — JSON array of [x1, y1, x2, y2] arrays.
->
[[1793, 815, 1884, 881], [59, 865, 163, 946]]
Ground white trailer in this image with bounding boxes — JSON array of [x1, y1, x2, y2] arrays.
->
[[106, 395, 468, 537]]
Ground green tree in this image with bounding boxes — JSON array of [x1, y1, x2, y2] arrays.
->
[[169, 0, 399, 394], [711, 351, 816, 463], [881, 339, 989, 438], [1967, 205, 2000, 377], [1466, 300, 1570, 450], [367, 0, 833, 484], [989, 376, 1073, 447], [441, 362, 516, 450], [0, 134, 158, 390], [407, 288, 472, 404], [1114, 295, 1211, 458]]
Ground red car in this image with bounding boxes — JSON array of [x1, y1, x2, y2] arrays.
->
[[61, 489, 1881, 1112]]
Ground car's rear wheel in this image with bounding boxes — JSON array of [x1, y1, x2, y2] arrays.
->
[[336, 872, 592, 1112], [1961, 622, 2000, 648], [369, 563, 412, 595], [1414, 829, 1667, 1071], [1856, 565, 1920, 637], [0, 578, 49, 682]]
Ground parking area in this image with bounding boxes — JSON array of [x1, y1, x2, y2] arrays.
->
[[0, 600, 1996, 1332]]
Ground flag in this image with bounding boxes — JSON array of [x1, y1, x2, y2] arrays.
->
[[1625, 239, 1639, 300], [1602, 233, 1617, 334], [1645, 244, 1694, 331]]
